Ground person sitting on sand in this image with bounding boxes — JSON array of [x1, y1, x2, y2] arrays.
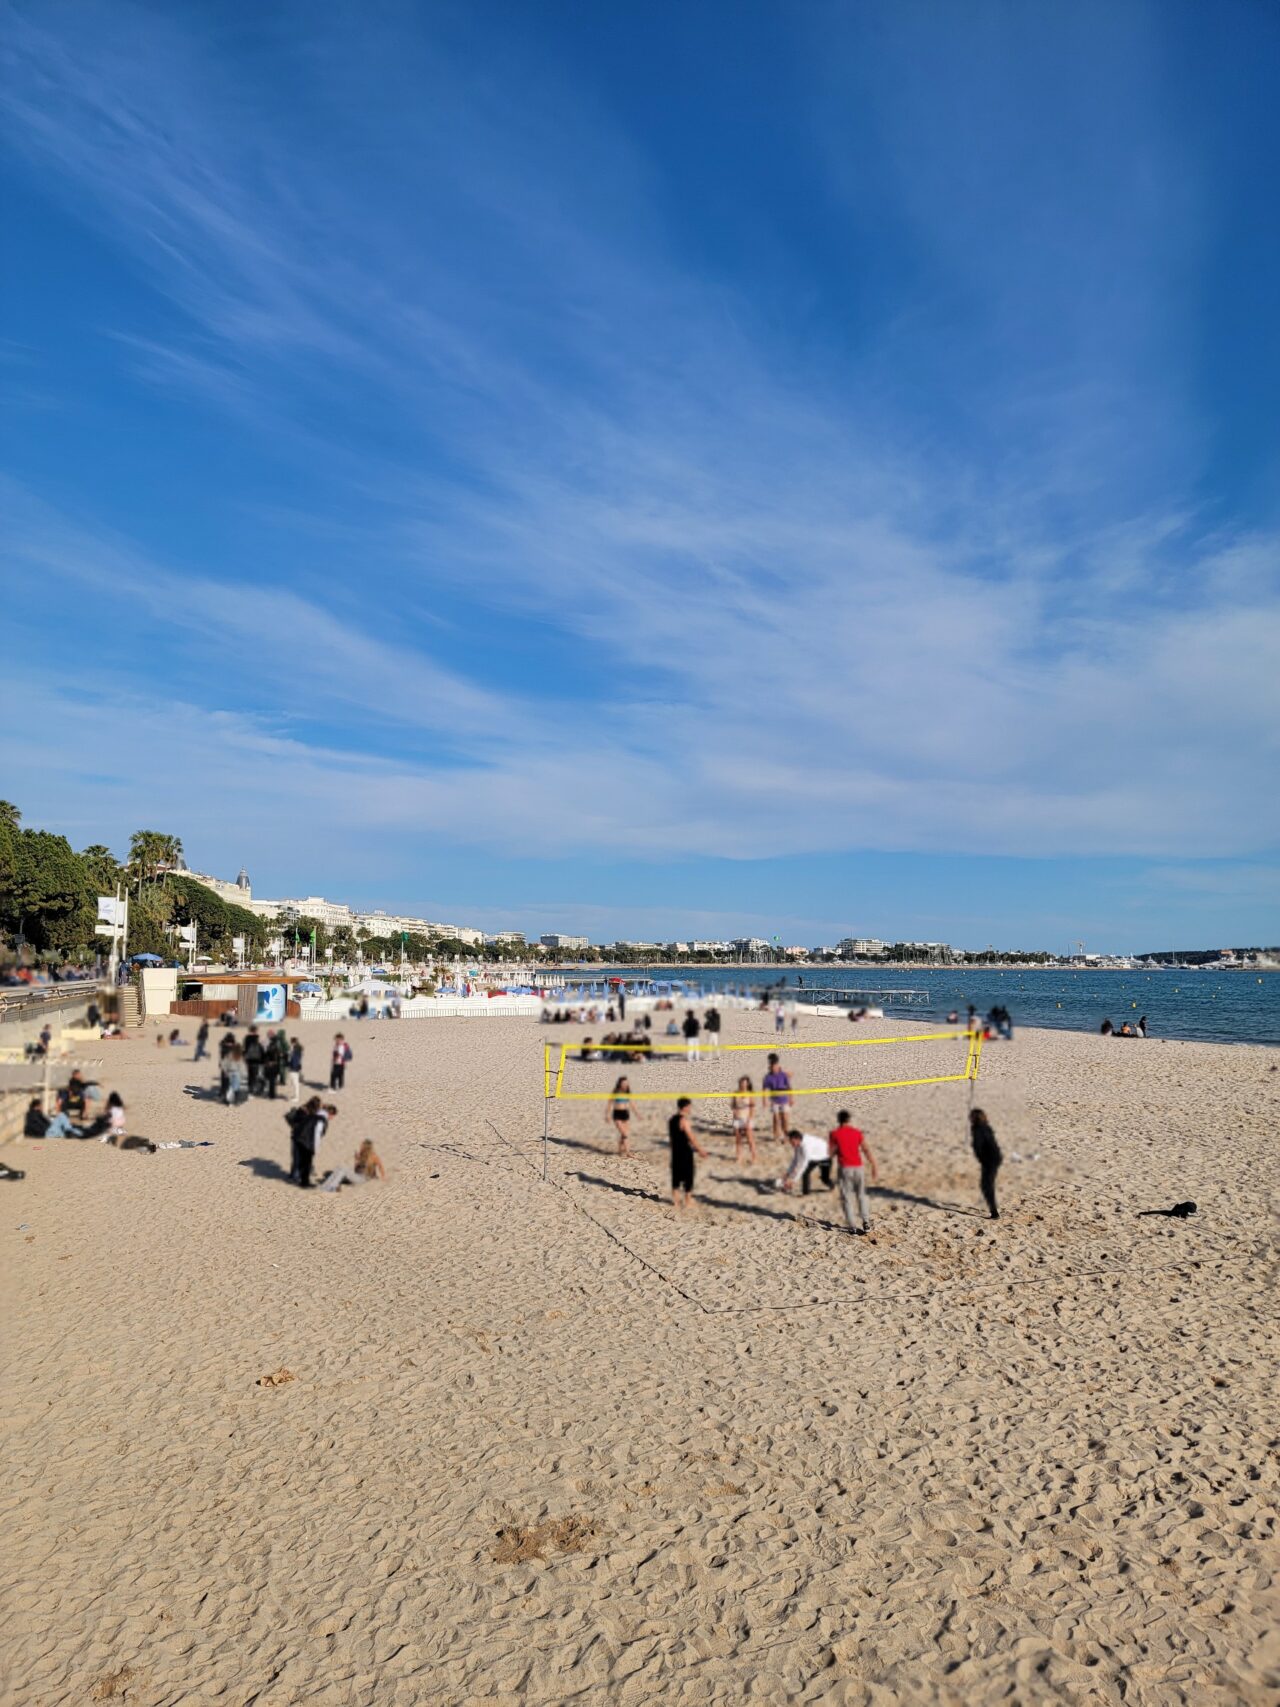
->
[[1100, 1018, 1114, 1035], [319, 1138, 385, 1192], [25, 1099, 58, 1138], [607, 1077, 633, 1156], [579, 1037, 599, 1061], [59, 1072, 88, 1120], [1137, 1014, 1148, 1037]]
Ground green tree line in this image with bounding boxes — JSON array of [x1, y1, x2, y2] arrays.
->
[[0, 803, 272, 963]]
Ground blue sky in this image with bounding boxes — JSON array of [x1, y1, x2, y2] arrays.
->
[[3, 0, 1278, 950]]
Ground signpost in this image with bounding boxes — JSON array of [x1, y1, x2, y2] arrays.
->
[[96, 888, 128, 979], [177, 921, 197, 971]]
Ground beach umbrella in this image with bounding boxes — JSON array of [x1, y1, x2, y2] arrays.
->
[[130, 952, 163, 963], [297, 981, 323, 992]]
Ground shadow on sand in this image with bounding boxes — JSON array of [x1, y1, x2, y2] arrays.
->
[[870, 1184, 984, 1218], [237, 1156, 294, 1183], [573, 1171, 800, 1225]]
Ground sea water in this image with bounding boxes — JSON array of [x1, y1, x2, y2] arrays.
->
[[610, 966, 1280, 1047]]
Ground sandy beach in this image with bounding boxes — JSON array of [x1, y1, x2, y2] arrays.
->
[[3, 1010, 1277, 1705]]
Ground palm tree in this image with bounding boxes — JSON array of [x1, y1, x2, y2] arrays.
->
[[80, 844, 123, 893], [127, 830, 184, 896]]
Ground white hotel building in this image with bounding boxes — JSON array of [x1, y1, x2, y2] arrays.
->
[[180, 865, 484, 945]]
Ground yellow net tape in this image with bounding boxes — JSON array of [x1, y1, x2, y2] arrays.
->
[[546, 1030, 984, 1102]]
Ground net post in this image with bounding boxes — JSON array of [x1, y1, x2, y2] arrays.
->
[[543, 1093, 550, 1181]]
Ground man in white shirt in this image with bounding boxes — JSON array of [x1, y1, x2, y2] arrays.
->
[[778, 1128, 833, 1194]]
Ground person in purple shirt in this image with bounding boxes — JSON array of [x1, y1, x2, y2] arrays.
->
[[762, 1052, 793, 1142]]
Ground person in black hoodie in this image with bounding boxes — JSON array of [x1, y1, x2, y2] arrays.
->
[[287, 1096, 322, 1187], [243, 1027, 265, 1096], [263, 1029, 287, 1099], [969, 1107, 1002, 1220]]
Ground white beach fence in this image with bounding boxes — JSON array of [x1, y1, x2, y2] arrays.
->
[[296, 991, 891, 1023], [298, 993, 546, 1021]]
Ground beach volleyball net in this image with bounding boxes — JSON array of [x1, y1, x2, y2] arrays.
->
[[543, 1028, 983, 1104]]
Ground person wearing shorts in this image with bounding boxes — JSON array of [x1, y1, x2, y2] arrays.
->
[[608, 1076, 633, 1157], [828, 1111, 878, 1234], [762, 1054, 793, 1141], [668, 1097, 707, 1212]]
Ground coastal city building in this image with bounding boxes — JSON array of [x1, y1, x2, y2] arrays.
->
[[180, 866, 484, 945], [838, 937, 886, 957], [539, 933, 589, 950], [173, 862, 254, 907]]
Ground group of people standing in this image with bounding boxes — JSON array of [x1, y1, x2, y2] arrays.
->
[[215, 1025, 303, 1106], [676, 1006, 721, 1059], [603, 1041, 1004, 1230]]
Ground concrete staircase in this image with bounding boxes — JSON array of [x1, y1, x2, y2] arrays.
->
[[119, 985, 143, 1027]]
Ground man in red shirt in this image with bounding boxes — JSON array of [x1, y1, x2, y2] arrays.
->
[[828, 1110, 878, 1235]]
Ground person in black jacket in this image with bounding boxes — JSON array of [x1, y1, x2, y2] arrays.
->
[[243, 1027, 265, 1095], [969, 1107, 1002, 1219], [287, 1096, 322, 1187]]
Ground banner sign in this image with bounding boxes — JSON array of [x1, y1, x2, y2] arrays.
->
[[255, 983, 286, 1024], [97, 897, 122, 925]]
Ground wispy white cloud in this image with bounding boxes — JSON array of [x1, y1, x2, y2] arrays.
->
[[2, 0, 1278, 894]]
